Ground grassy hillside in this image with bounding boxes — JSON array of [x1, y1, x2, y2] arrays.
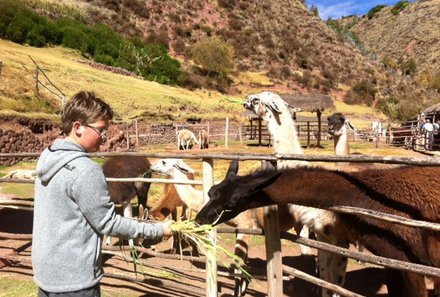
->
[[0, 39, 244, 122], [0, 39, 389, 126]]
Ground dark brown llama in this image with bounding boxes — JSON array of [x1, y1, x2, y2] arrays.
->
[[102, 156, 151, 218], [196, 160, 440, 297]]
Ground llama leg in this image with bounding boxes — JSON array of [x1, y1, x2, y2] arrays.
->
[[295, 224, 312, 255], [327, 239, 348, 297], [316, 235, 348, 297], [122, 202, 135, 248], [434, 279, 440, 297], [234, 232, 250, 297], [317, 249, 338, 297]]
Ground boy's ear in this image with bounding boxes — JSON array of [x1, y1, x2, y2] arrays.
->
[[72, 122, 84, 135]]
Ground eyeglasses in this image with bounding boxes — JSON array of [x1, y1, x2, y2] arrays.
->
[[84, 124, 107, 140]]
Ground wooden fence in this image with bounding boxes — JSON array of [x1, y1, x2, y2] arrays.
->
[[1, 152, 440, 296]]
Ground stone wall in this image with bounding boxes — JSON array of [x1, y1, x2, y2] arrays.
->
[[0, 116, 243, 165]]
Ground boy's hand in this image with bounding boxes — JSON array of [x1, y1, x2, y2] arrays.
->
[[162, 220, 174, 240]]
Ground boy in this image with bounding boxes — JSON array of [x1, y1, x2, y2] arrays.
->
[[32, 91, 173, 297]]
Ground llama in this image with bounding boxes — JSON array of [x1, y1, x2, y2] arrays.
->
[[195, 160, 440, 297], [150, 158, 301, 296], [3, 169, 36, 180], [244, 91, 348, 297], [149, 159, 198, 221], [327, 112, 355, 157], [177, 129, 199, 150], [102, 156, 151, 245], [199, 129, 209, 149]]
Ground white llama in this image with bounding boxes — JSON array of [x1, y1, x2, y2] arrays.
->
[[150, 158, 258, 296], [244, 91, 348, 297], [177, 129, 199, 150]]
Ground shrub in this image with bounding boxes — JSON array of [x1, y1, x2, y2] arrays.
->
[[59, 26, 91, 55], [400, 58, 417, 77], [192, 36, 234, 76], [344, 80, 377, 105], [310, 5, 319, 17], [391, 1, 409, 15], [377, 96, 400, 119], [367, 5, 386, 19]]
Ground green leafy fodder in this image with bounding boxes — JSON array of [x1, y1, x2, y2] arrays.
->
[[170, 220, 251, 280]]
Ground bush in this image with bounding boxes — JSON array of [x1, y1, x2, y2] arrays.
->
[[377, 97, 400, 119], [367, 5, 386, 19], [59, 26, 91, 54], [192, 36, 234, 76], [0, 0, 181, 85], [344, 80, 377, 105], [400, 58, 417, 77], [391, 1, 409, 15]]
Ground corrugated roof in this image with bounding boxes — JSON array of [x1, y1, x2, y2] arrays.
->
[[240, 93, 335, 118], [280, 93, 335, 113], [423, 103, 440, 113]]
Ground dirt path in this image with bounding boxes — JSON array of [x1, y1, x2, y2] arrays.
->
[[0, 206, 391, 297]]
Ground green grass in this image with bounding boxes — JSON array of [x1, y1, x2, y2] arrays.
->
[[0, 276, 37, 297], [0, 275, 148, 297]]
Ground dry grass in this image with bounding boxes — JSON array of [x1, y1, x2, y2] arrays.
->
[[0, 39, 242, 122]]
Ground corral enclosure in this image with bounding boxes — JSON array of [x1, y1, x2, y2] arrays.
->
[[0, 143, 440, 296]]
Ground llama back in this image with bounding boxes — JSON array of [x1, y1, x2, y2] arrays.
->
[[102, 156, 151, 206]]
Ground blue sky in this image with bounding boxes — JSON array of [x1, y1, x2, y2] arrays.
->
[[306, 0, 416, 19]]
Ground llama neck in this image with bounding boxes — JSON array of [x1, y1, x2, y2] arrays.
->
[[334, 127, 349, 155], [265, 111, 303, 155], [264, 169, 362, 209], [171, 169, 204, 211]]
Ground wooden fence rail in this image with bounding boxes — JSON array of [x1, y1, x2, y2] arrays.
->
[[1, 151, 440, 297]]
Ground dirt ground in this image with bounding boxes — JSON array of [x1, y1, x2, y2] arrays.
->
[[0, 145, 437, 296], [0, 206, 411, 297]]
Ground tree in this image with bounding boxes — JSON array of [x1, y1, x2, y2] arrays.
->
[[310, 5, 319, 17], [192, 36, 234, 76]]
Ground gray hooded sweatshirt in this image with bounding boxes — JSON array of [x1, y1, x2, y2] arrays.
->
[[32, 139, 163, 292]]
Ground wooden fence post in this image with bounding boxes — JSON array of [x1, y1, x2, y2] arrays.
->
[[126, 128, 130, 150], [225, 117, 229, 147], [307, 121, 310, 148], [202, 158, 217, 296], [135, 120, 139, 151], [35, 67, 39, 96], [261, 161, 283, 296], [239, 123, 243, 145]]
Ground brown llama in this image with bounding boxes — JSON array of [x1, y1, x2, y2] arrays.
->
[[150, 158, 302, 296], [196, 160, 440, 297], [102, 156, 151, 219], [198, 129, 209, 149]]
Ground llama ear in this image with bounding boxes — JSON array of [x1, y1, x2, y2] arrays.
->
[[346, 121, 356, 131], [265, 100, 282, 113], [251, 172, 283, 192], [176, 160, 195, 174], [226, 159, 239, 179]]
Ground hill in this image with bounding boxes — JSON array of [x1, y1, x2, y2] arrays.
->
[[338, 0, 440, 91], [1, 0, 439, 123]]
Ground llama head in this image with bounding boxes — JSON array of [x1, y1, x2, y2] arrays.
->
[[327, 112, 346, 137], [243, 91, 287, 118], [150, 159, 195, 176], [328, 112, 356, 137], [195, 160, 281, 225]]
